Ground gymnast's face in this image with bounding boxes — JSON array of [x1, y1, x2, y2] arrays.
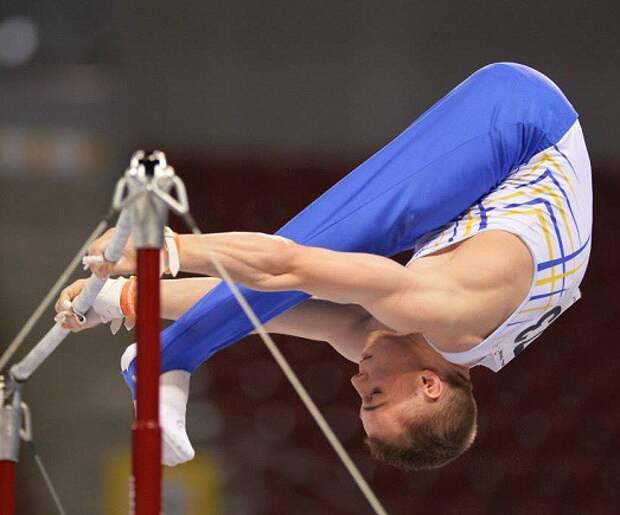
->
[[350, 332, 443, 443]]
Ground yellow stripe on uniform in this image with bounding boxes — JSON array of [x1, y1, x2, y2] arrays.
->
[[500, 206, 556, 297], [485, 190, 525, 205], [535, 261, 584, 286], [463, 209, 476, 237], [519, 261, 586, 314], [529, 184, 575, 252], [511, 153, 551, 184], [519, 304, 552, 314]]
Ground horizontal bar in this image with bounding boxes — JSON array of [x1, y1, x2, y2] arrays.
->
[[10, 210, 133, 382]]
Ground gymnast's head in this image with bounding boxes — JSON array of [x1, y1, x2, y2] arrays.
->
[[350, 330, 477, 471]]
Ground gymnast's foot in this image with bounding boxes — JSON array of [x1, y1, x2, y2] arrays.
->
[[160, 369, 195, 466], [121, 345, 195, 467]]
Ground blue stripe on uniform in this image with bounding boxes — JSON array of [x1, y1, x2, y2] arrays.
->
[[530, 289, 566, 300], [536, 236, 590, 271]]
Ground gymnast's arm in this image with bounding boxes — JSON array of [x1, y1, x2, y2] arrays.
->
[[174, 231, 528, 340], [56, 276, 376, 363], [161, 277, 375, 362], [175, 232, 459, 335]]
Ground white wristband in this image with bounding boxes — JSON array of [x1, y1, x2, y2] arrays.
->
[[161, 226, 180, 277], [54, 277, 132, 335]]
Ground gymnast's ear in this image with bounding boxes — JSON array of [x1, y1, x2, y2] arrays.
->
[[420, 370, 443, 401]]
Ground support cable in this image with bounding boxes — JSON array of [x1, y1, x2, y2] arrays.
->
[[19, 401, 67, 515], [25, 441, 67, 515]]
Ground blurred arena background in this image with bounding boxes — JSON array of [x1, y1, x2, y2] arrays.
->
[[1, 1, 618, 514]]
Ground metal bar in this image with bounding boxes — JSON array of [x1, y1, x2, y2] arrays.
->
[[133, 248, 161, 515], [9, 324, 69, 383], [128, 150, 176, 515], [10, 209, 132, 382], [0, 218, 109, 373]]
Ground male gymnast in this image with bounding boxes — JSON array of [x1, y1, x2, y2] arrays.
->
[[55, 63, 592, 471]]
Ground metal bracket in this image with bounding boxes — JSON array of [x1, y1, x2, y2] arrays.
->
[[0, 376, 23, 462], [19, 401, 32, 443], [111, 150, 190, 249]]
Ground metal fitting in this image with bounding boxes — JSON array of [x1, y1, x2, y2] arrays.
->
[[113, 150, 186, 249], [0, 376, 23, 462]]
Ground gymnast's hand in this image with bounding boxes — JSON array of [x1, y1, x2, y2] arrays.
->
[[54, 279, 97, 331], [84, 228, 137, 278], [54, 277, 136, 333], [83, 227, 180, 278]]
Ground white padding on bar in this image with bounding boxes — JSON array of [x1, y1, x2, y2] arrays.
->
[[11, 209, 134, 382], [71, 275, 107, 316], [11, 324, 69, 381], [104, 209, 133, 262]]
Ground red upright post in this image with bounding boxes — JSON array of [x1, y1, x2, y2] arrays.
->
[[0, 460, 15, 515], [133, 248, 161, 515], [0, 377, 21, 515]]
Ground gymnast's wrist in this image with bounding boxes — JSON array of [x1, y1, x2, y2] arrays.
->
[[176, 234, 198, 274], [120, 275, 137, 323]]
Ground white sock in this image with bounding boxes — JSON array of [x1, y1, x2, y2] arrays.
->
[[121, 345, 195, 467], [160, 370, 195, 467]]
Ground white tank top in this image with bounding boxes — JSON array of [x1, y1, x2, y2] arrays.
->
[[409, 120, 592, 372]]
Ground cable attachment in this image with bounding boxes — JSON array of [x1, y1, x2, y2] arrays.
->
[[0, 375, 23, 462], [19, 401, 31, 443], [112, 150, 189, 249], [2, 384, 68, 515]]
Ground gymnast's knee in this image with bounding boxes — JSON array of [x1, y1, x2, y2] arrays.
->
[[472, 61, 525, 82]]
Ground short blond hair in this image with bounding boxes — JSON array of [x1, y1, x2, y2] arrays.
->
[[366, 372, 477, 471]]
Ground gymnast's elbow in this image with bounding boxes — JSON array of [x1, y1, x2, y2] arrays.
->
[[249, 236, 304, 291]]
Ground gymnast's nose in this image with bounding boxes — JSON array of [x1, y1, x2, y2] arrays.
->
[[351, 372, 369, 399]]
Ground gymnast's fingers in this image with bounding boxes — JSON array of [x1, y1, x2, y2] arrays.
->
[[55, 279, 87, 314], [53, 299, 81, 330], [85, 258, 114, 279], [87, 228, 114, 257], [61, 313, 81, 331], [86, 229, 116, 278], [85, 228, 137, 278]]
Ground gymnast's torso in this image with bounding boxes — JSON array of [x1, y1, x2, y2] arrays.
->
[[406, 119, 592, 372]]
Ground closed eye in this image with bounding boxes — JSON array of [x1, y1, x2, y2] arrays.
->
[[363, 402, 387, 412], [363, 389, 385, 411], [369, 388, 382, 398]]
